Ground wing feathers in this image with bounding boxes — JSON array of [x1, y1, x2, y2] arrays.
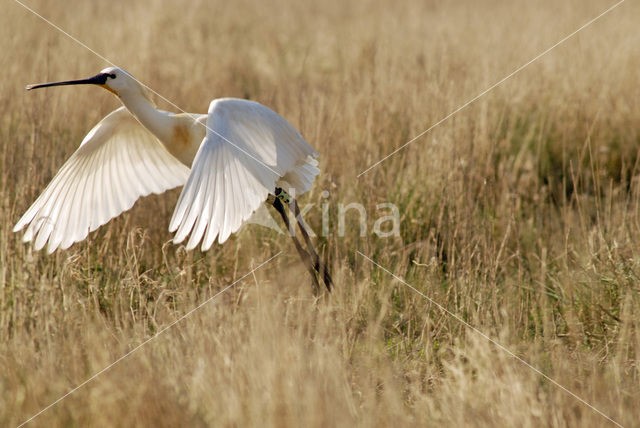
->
[[171, 98, 319, 250], [14, 107, 190, 252]]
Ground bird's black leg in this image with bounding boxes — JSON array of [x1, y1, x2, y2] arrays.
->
[[289, 198, 333, 291], [271, 195, 320, 291], [274, 187, 333, 292]]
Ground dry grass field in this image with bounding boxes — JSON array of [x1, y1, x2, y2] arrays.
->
[[1, 0, 639, 426]]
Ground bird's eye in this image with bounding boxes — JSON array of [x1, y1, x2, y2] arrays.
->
[[108, 73, 116, 79]]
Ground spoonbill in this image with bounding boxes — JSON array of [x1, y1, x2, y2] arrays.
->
[[14, 67, 332, 291]]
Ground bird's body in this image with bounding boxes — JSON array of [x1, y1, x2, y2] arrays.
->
[[153, 111, 207, 166], [14, 68, 324, 263]]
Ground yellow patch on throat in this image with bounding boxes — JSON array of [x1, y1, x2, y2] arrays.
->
[[100, 84, 117, 95]]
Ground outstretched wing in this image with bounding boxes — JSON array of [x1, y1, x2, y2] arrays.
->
[[14, 107, 190, 253], [169, 98, 320, 251]]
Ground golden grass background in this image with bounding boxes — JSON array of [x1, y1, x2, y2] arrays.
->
[[1, 0, 639, 426]]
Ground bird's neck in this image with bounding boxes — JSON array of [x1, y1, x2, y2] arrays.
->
[[118, 89, 201, 166], [119, 90, 173, 144]]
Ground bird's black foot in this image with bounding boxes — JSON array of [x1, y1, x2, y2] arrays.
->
[[271, 188, 333, 292]]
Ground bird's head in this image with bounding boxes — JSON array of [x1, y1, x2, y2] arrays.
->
[[26, 67, 154, 103]]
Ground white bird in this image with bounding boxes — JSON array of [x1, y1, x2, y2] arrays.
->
[[15, 67, 332, 290]]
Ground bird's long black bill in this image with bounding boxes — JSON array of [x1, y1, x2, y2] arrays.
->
[[26, 73, 109, 90]]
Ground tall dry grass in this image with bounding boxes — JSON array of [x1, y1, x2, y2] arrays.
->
[[1, 0, 639, 426]]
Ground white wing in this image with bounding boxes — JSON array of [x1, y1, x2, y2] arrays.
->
[[170, 98, 320, 251], [14, 107, 190, 253]]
